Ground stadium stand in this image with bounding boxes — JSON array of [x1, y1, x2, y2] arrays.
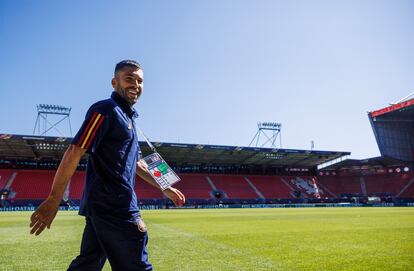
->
[[398, 176, 414, 198], [208, 175, 259, 199], [247, 175, 293, 198], [69, 171, 86, 199], [285, 176, 322, 198], [317, 175, 362, 196], [368, 97, 414, 162], [364, 173, 414, 196], [1, 95, 414, 208], [0, 169, 14, 189], [2, 170, 414, 206], [172, 174, 213, 199], [10, 170, 53, 199], [135, 177, 164, 199]]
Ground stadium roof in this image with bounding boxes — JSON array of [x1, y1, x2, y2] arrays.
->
[[321, 156, 410, 171], [0, 134, 350, 168], [369, 97, 414, 118], [368, 97, 414, 162]]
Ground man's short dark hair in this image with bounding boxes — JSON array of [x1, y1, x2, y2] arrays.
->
[[114, 60, 142, 75]]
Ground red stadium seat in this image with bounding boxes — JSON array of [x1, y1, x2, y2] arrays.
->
[[317, 175, 362, 195], [5, 169, 414, 202], [247, 175, 293, 198], [0, 169, 14, 189], [209, 175, 259, 199], [69, 171, 86, 199], [364, 173, 413, 195], [10, 170, 54, 199], [173, 174, 213, 199]]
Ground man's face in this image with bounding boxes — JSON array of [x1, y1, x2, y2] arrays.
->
[[112, 66, 144, 106]]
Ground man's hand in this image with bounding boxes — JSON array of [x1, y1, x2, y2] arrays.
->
[[30, 197, 60, 235], [137, 160, 185, 206], [163, 187, 185, 207], [29, 144, 85, 236]]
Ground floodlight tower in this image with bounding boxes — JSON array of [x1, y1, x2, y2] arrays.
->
[[33, 104, 72, 136], [249, 122, 282, 148]]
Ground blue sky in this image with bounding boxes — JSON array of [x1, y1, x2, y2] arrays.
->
[[1, 0, 413, 159]]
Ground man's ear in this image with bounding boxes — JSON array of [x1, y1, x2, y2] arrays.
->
[[111, 78, 116, 89]]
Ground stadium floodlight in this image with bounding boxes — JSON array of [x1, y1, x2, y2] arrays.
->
[[258, 122, 282, 130], [37, 104, 71, 115], [33, 104, 73, 136], [249, 121, 282, 148]]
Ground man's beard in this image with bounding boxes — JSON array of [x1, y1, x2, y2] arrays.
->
[[115, 87, 138, 107]]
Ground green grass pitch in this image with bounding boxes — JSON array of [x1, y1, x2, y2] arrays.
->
[[1, 207, 413, 270]]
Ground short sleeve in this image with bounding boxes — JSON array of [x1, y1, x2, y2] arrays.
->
[[71, 104, 110, 153]]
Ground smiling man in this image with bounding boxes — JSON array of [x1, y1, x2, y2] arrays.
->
[[30, 60, 185, 271]]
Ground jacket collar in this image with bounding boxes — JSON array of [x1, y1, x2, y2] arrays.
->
[[111, 91, 139, 119]]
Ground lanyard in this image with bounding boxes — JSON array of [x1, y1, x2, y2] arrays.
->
[[137, 127, 157, 153]]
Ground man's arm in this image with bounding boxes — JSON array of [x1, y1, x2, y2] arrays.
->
[[136, 160, 185, 206], [30, 144, 86, 235]]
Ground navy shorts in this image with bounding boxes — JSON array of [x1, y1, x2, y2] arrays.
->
[[67, 214, 152, 271]]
